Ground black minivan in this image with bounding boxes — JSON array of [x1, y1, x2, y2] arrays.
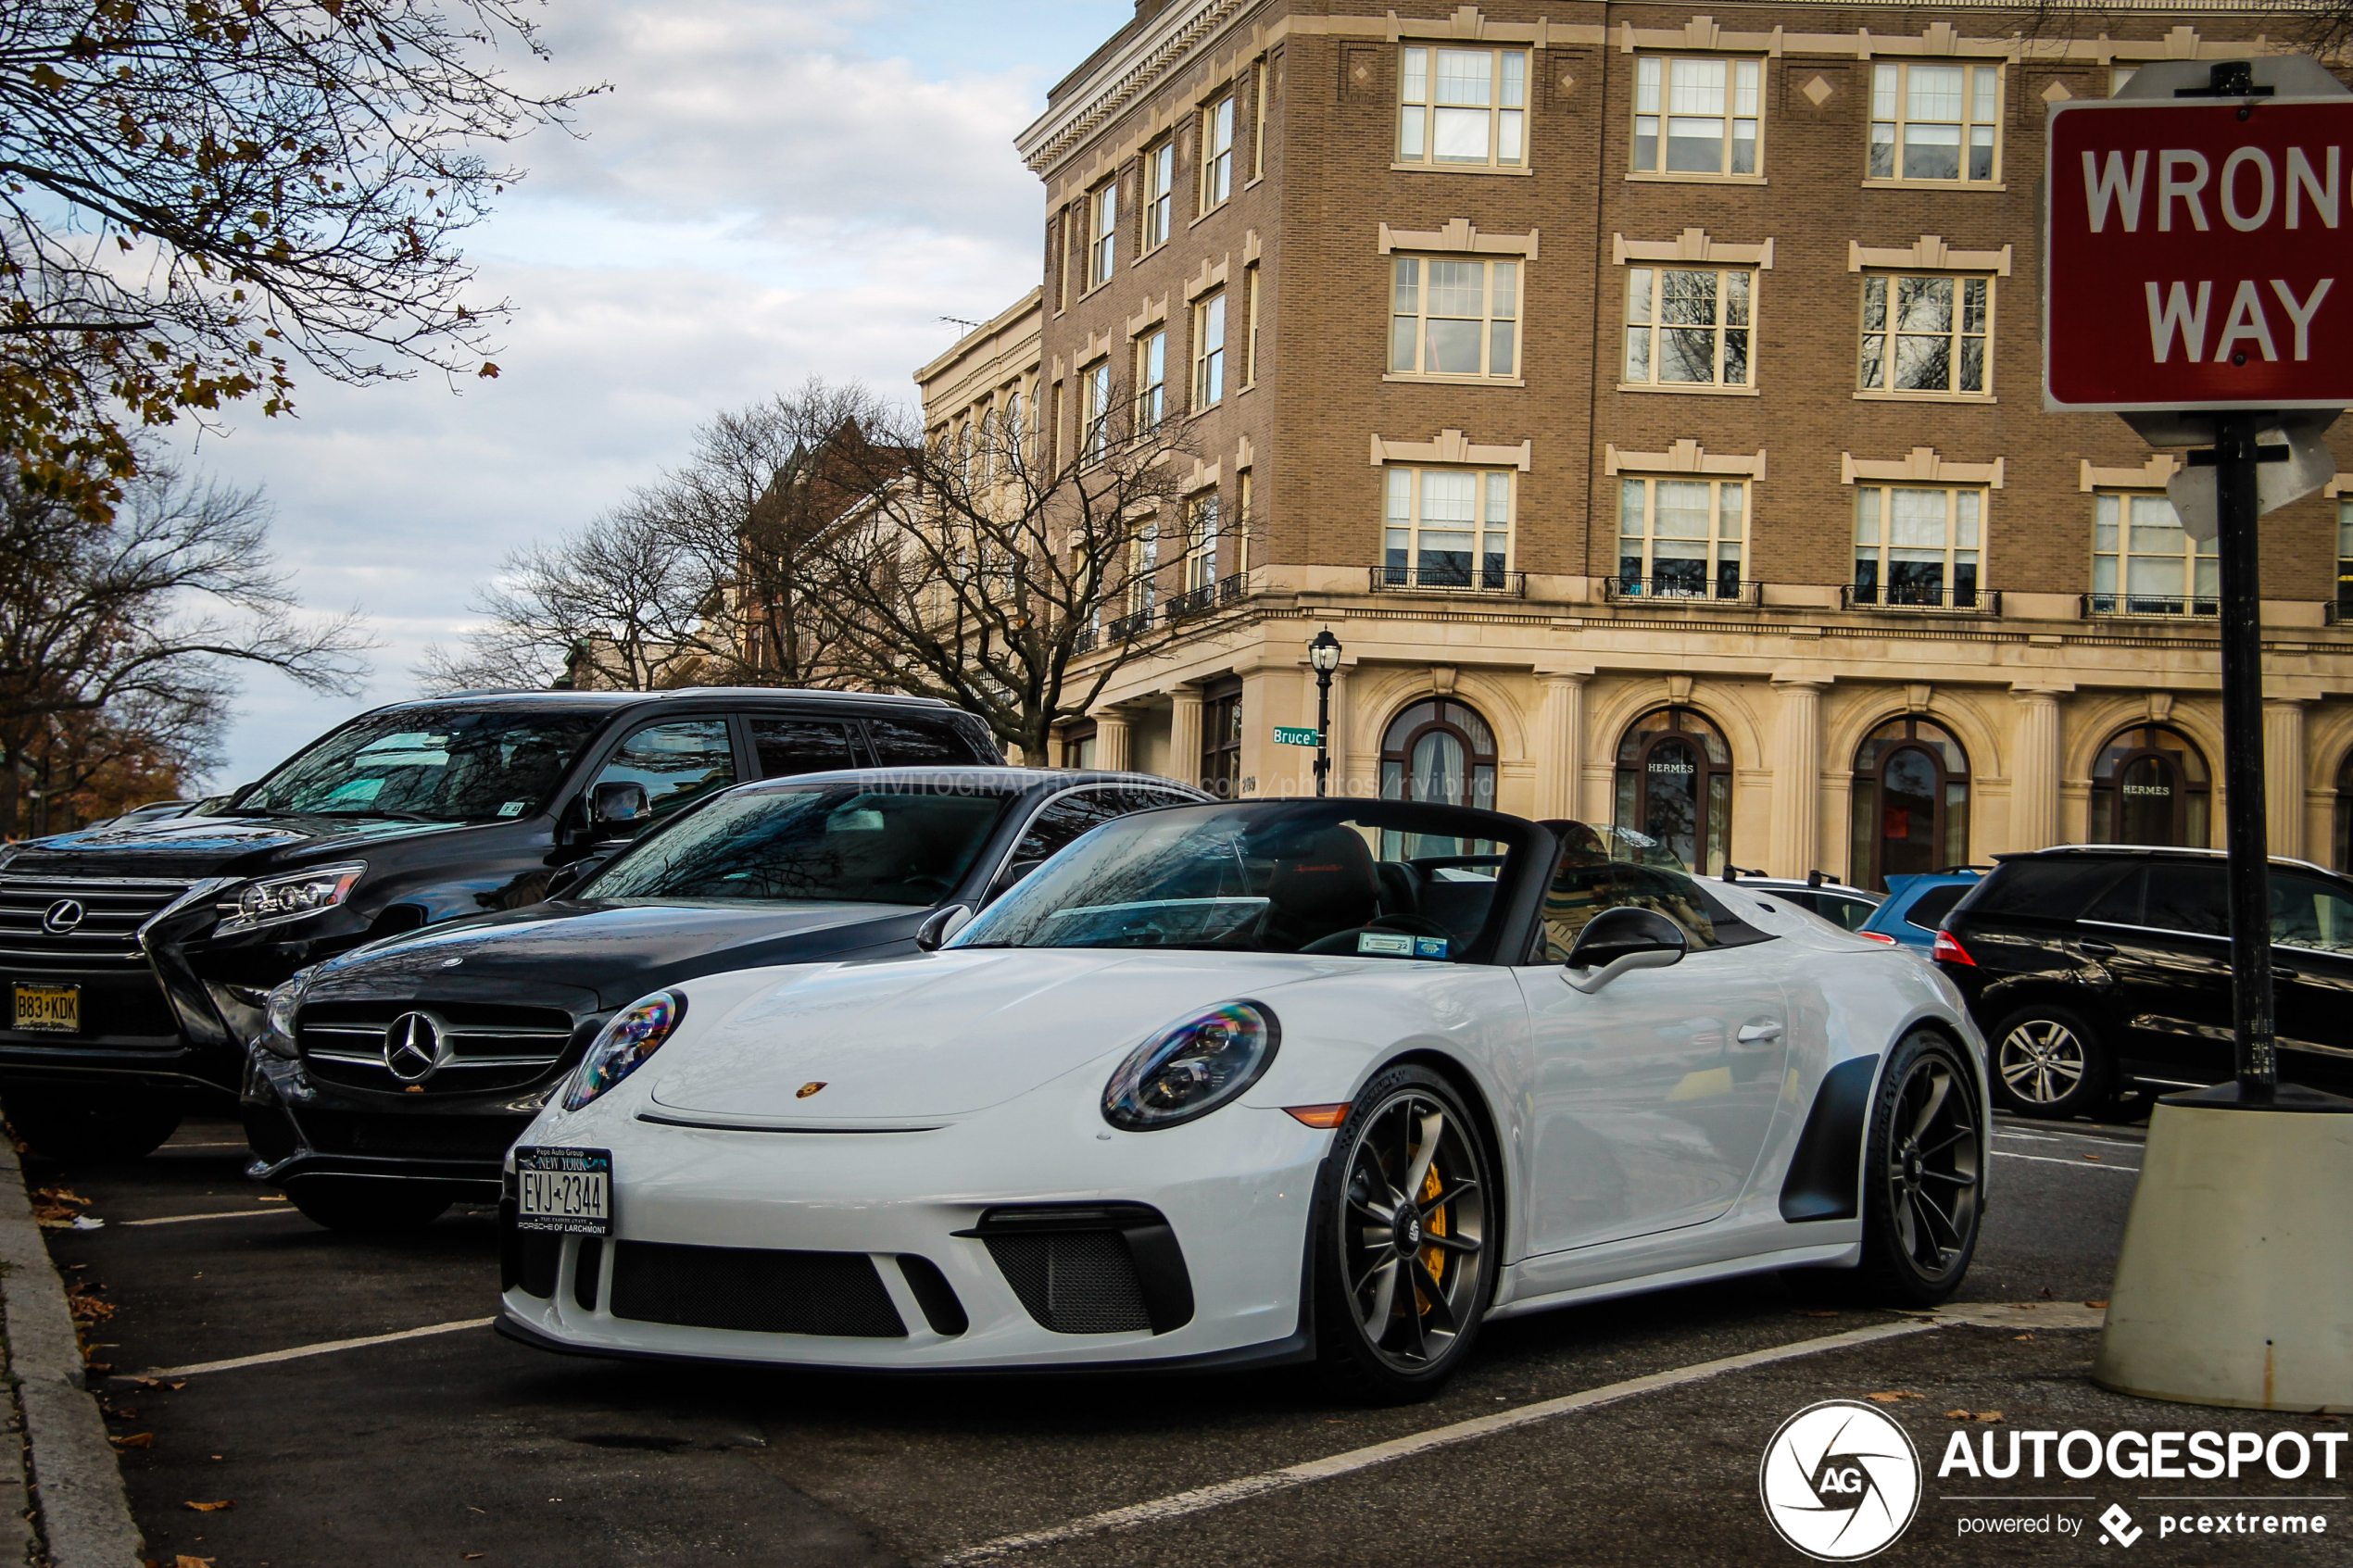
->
[[1936, 846, 2353, 1117], [0, 688, 1000, 1158]]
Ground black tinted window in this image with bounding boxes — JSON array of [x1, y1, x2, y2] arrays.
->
[[1970, 859, 2136, 921], [1904, 884, 1972, 932], [590, 721, 736, 824], [2145, 862, 2228, 936], [241, 709, 599, 822], [585, 786, 1009, 905], [750, 718, 862, 778], [2082, 868, 2145, 924], [1823, 896, 1878, 932], [2271, 874, 2353, 954], [866, 715, 986, 764], [1013, 791, 1130, 865]]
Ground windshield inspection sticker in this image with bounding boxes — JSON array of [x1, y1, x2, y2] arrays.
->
[[1357, 932, 1415, 957], [497, 801, 529, 817], [1415, 935, 1449, 959]]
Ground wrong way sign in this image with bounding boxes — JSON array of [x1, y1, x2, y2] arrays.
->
[[2046, 88, 2353, 411]]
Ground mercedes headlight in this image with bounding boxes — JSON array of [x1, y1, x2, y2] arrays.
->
[[216, 864, 366, 935], [259, 971, 310, 1060], [565, 990, 687, 1112], [1101, 1000, 1280, 1132]]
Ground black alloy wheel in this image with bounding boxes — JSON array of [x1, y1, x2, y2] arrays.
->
[[1314, 1064, 1497, 1402], [1990, 1004, 2111, 1120], [1802, 1030, 1983, 1308], [286, 1177, 454, 1233], [5, 1090, 182, 1161]]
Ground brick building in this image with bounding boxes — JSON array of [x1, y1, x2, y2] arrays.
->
[[919, 0, 2353, 886]]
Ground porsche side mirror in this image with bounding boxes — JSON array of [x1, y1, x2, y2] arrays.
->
[[592, 780, 648, 827], [990, 858, 1045, 898], [1563, 907, 1688, 994], [915, 904, 974, 951]]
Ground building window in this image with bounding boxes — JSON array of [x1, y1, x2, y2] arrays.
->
[[1384, 467, 1512, 590], [1088, 182, 1117, 289], [1397, 45, 1527, 169], [1389, 257, 1518, 379], [1062, 721, 1098, 770], [1202, 678, 1243, 797], [1614, 707, 1732, 876], [1201, 94, 1236, 211], [1858, 275, 1991, 396], [1632, 56, 1760, 176], [1380, 698, 1497, 810], [1134, 330, 1166, 432], [2337, 498, 2353, 615], [1624, 266, 1752, 387], [1192, 291, 1226, 407], [1055, 207, 1074, 312], [1235, 469, 1253, 574], [2092, 492, 2217, 615], [1141, 142, 1174, 251], [1870, 62, 2002, 183], [1617, 476, 1744, 598], [2336, 750, 2352, 872], [1242, 264, 1261, 385], [1252, 57, 1270, 180], [1081, 360, 1111, 464], [1183, 492, 1223, 591], [1850, 717, 1970, 891], [1853, 485, 1982, 608], [1129, 518, 1159, 616], [2089, 724, 2211, 847]]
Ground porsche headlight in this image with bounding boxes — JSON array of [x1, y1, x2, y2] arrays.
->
[[564, 990, 687, 1112], [259, 971, 310, 1060], [216, 864, 366, 935], [1101, 1000, 1280, 1132]]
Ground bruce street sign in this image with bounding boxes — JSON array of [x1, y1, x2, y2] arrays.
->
[[2045, 83, 2353, 411]]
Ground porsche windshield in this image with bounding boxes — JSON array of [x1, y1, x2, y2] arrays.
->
[[239, 709, 602, 822], [581, 784, 1012, 905], [952, 802, 1523, 957]]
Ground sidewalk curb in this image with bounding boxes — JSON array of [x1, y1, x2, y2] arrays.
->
[[0, 1142, 145, 1568]]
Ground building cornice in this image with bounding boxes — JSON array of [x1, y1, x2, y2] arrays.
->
[[1017, 0, 1257, 177]]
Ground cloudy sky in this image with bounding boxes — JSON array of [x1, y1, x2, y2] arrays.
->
[[188, 0, 1132, 788]]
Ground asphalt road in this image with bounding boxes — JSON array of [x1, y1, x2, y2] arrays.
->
[[29, 1108, 2347, 1568]]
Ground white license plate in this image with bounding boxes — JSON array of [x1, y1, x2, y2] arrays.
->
[[513, 1147, 611, 1236]]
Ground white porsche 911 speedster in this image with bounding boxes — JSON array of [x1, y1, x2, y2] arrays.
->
[[497, 799, 1988, 1399]]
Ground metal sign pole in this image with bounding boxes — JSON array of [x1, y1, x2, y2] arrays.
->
[[1314, 670, 1332, 797], [2212, 414, 2277, 1098]]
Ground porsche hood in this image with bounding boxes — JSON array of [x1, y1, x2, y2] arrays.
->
[[648, 949, 1336, 1122]]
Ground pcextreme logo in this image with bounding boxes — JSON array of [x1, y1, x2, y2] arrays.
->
[[1759, 1400, 1924, 1562]]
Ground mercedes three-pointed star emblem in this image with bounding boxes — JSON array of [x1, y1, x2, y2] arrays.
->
[[383, 1011, 450, 1084]]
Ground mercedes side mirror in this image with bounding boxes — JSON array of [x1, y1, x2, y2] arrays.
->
[[915, 904, 974, 951], [545, 854, 611, 900], [1563, 907, 1689, 994], [591, 780, 648, 828]]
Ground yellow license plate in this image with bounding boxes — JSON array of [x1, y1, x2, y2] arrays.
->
[[13, 985, 79, 1034]]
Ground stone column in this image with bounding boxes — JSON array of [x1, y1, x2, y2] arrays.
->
[[1168, 686, 1204, 790], [1768, 679, 1828, 878], [1094, 709, 1132, 771], [1532, 673, 1589, 821], [2008, 687, 2065, 852], [2265, 699, 2309, 860]]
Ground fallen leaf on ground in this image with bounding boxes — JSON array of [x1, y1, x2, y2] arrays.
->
[[2084, 1300, 2108, 1310], [182, 1501, 232, 1512], [110, 1433, 152, 1449], [1866, 1391, 1921, 1402], [2037, 1286, 2054, 1299], [1975, 1411, 2007, 1423], [2082, 1152, 2102, 1161], [132, 1378, 186, 1391], [2013, 1333, 2035, 1341], [1944, 1409, 1972, 1419], [175, 1557, 216, 1568]]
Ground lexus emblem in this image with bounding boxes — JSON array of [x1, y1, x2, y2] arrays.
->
[[383, 1011, 449, 1084], [40, 899, 84, 935]]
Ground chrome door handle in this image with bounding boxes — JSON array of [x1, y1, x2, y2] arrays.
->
[[2078, 940, 2119, 958], [2275, 967, 2301, 982], [1735, 1022, 1783, 1045]]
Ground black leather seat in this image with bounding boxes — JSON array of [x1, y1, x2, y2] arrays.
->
[[1264, 826, 1383, 948]]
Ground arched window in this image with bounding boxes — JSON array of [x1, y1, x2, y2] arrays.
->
[[1378, 698, 1497, 809], [2089, 724, 2211, 847], [1849, 717, 1970, 891], [1613, 707, 1733, 875], [2335, 750, 2353, 872]]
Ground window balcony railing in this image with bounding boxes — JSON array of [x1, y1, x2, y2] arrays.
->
[[1164, 572, 1250, 621], [2082, 593, 2219, 620], [1842, 584, 2002, 615], [1071, 625, 1100, 655], [1603, 574, 1761, 607], [1107, 608, 1155, 641], [2328, 600, 2347, 627], [1369, 565, 1527, 596]]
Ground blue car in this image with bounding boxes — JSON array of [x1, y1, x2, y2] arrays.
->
[[1856, 869, 1987, 952]]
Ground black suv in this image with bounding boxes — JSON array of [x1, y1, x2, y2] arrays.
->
[[0, 688, 999, 1158], [1937, 846, 2353, 1117]]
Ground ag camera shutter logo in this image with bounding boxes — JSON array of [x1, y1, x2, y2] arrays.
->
[[1759, 1400, 1922, 1561]]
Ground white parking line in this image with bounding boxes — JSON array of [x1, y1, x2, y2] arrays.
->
[[120, 1208, 306, 1227], [938, 1319, 1942, 1565], [129, 1316, 496, 1379], [1994, 1151, 2141, 1173]]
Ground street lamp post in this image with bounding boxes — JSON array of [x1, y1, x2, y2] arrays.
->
[[1308, 630, 1341, 797]]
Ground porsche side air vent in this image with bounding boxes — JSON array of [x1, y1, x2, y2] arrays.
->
[[958, 1202, 1195, 1336], [607, 1240, 909, 1337]]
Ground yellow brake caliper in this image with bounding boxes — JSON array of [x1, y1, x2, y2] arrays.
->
[[1416, 1159, 1446, 1310]]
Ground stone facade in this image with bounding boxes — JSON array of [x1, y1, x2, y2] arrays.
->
[[924, 0, 2353, 884]]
